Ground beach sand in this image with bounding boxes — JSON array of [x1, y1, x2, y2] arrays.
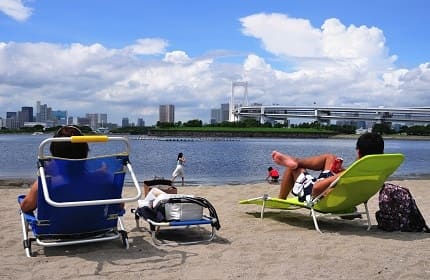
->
[[1, 179, 429, 280]]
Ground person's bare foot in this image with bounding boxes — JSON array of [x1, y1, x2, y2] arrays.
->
[[272, 151, 298, 169]]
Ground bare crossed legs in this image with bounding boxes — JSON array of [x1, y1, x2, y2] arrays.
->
[[271, 151, 340, 199]]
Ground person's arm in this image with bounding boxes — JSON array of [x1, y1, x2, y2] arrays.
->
[[311, 174, 340, 197], [265, 170, 270, 181], [20, 180, 38, 212]]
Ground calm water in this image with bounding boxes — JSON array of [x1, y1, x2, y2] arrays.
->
[[1, 134, 429, 185]]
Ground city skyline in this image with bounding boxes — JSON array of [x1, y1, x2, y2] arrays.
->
[[0, 100, 137, 128], [0, 100, 226, 129], [1, 1, 429, 125]]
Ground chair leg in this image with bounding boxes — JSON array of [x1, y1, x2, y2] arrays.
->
[[260, 194, 269, 220], [117, 217, 129, 249], [364, 202, 372, 231], [119, 230, 129, 249], [20, 212, 32, 257], [310, 208, 322, 234]]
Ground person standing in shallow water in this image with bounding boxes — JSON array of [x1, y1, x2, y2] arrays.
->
[[171, 152, 186, 186]]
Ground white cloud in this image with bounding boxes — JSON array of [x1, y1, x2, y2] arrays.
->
[[240, 13, 397, 72], [163, 51, 191, 64], [0, 12, 429, 126], [238, 13, 426, 108], [123, 38, 168, 55], [0, 0, 32, 21], [240, 13, 322, 58], [0, 40, 224, 124]]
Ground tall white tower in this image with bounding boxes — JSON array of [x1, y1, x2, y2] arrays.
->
[[229, 81, 248, 121]]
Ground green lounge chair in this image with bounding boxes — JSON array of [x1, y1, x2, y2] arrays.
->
[[239, 154, 404, 233]]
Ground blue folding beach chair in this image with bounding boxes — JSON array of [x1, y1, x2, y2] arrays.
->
[[18, 136, 142, 257]]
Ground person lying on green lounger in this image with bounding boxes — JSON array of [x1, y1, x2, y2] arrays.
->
[[272, 132, 384, 201]]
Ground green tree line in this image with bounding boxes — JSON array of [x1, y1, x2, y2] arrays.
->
[[2, 120, 430, 136]]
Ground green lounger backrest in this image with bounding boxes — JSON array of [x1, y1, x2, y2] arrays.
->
[[314, 153, 404, 213]]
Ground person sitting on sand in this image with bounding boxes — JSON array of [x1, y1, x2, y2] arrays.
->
[[20, 125, 90, 212], [265, 166, 280, 183], [271, 132, 384, 201]]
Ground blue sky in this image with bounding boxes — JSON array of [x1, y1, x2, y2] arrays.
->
[[1, 0, 429, 125]]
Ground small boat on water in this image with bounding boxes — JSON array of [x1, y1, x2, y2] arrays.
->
[[96, 127, 110, 134], [32, 132, 44, 136]]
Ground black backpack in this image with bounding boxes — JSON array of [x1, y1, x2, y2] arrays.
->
[[375, 183, 430, 232]]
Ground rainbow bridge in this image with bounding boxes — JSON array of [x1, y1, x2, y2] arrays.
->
[[232, 106, 430, 125]]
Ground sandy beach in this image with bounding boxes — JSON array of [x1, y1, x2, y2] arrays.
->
[[1, 179, 429, 280]]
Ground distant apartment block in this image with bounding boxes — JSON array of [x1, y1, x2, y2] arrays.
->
[[99, 113, 108, 126], [86, 113, 99, 129], [210, 108, 221, 124], [52, 110, 67, 126], [210, 103, 230, 124], [221, 103, 230, 122], [122, 117, 130, 127], [137, 118, 145, 127], [20, 107, 33, 123], [6, 112, 19, 129], [36, 102, 52, 123], [159, 104, 175, 123], [77, 117, 90, 127]]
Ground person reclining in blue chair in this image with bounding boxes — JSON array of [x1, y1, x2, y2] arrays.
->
[[20, 125, 90, 212], [272, 132, 384, 201]]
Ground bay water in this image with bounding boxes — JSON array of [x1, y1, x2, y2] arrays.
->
[[1, 134, 429, 185]]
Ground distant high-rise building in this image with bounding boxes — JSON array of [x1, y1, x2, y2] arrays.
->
[[122, 117, 130, 127], [86, 113, 99, 129], [221, 103, 229, 122], [52, 110, 67, 126], [210, 108, 221, 124], [67, 116, 74, 125], [77, 117, 90, 127], [159, 104, 175, 123], [6, 112, 18, 129], [137, 118, 145, 127], [21, 106, 33, 122], [38, 103, 51, 122], [6, 112, 17, 119], [16, 107, 33, 128], [99, 113, 108, 127], [36, 101, 41, 121]]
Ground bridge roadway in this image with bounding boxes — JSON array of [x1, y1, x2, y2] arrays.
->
[[233, 106, 430, 125]]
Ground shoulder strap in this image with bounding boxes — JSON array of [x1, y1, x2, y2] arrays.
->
[[412, 198, 430, 233], [400, 185, 430, 232]]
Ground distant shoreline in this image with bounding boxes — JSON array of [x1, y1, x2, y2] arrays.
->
[[147, 129, 430, 140], [2, 131, 430, 140], [330, 134, 430, 141]]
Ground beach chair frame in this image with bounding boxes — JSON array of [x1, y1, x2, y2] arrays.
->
[[18, 136, 142, 257], [133, 196, 220, 246], [240, 154, 405, 233], [138, 216, 218, 246]]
